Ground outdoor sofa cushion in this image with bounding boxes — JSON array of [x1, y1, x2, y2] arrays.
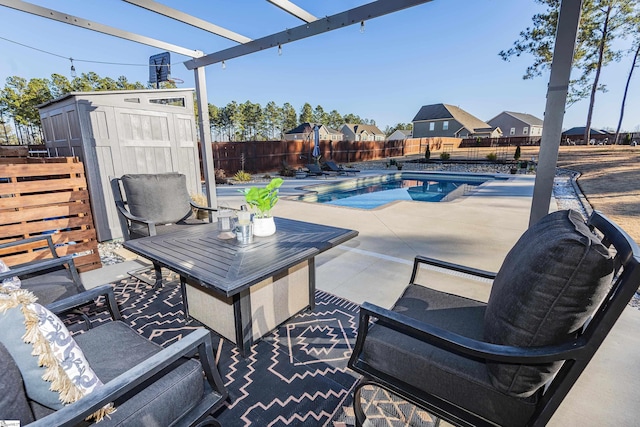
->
[[484, 209, 614, 397], [360, 285, 539, 427]]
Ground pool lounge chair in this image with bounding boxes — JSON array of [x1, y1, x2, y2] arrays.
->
[[305, 164, 336, 178], [325, 161, 360, 175]]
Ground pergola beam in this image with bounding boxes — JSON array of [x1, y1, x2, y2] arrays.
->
[[266, 0, 318, 23], [184, 0, 434, 69], [0, 0, 203, 58], [123, 0, 252, 44]]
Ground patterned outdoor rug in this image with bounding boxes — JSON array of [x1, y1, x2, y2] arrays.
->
[[64, 272, 437, 426]]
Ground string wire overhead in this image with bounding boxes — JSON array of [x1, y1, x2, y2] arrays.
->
[[0, 34, 171, 68]]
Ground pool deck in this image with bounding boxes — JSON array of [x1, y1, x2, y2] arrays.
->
[[85, 170, 640, 426]]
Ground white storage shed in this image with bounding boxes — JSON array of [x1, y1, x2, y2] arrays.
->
[[38, 89, 202, 242]]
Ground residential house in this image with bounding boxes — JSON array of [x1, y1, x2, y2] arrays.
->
[[284, 123, 343, 141], [488, 111, 543, 137], [340, 124, 386, 142], [387, 129, 412, 141], [412, 103, 501, 138], [562, 127, 610, 144]]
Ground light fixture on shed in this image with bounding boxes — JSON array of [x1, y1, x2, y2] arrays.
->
[[221, 60, 226, 70], [360, 20, 365, 33], [278, 43, 282, 56]]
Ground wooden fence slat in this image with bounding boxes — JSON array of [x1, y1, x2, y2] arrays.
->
[[0, 215, 94, 239], [1, 203, 92, 224], [2, 162, 84, 176], [0, 190, 89, 209], [0, 177, 88, 194]]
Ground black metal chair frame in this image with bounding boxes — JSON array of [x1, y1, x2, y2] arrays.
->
[[30, 285, 228, 427], [348, 211, 640, 427], [0, 235, 84, 295]]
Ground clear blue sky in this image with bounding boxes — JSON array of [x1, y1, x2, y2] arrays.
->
[[1, 0, 639, 132]]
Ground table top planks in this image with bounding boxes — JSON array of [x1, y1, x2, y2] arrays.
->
[[124, 217, 358, 297]]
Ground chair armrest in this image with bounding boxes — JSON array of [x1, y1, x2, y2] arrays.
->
[[410, 255, 497, 284], [46, 284, 122, 322], [353, 302, 586, 365], [0, 254, 75, 281], [115, 201, 157, 236], [29, 328, 228, 427], [189, 201, 241, 213], [189, 201, 219, 212], [0, 235, 58, 257]]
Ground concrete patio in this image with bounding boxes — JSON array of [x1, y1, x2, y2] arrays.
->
[[82, 170, 640, 426]]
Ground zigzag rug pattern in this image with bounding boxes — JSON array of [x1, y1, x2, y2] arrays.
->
[[64, 273, 436, 426]]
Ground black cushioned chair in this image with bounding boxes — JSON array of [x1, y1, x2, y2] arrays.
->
[[112, 173, 218, 286], [0, 235, 85, 305], [348, 210, 640, 427], [0, 285, 228, 426], [112, 173, 216, 240]]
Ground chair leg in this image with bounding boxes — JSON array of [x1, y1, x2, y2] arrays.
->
[[353, 378, 369, 427], [126, 262, 163, 288], [153, 263, 163, 288], [194, 416, 222, 427]]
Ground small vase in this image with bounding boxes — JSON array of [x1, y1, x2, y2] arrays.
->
[[253, 216, 276, 237]]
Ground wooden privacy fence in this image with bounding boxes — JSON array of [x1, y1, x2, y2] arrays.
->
[[208, 137, 453, 175], [459, 136, 541, 147], [0, 157, 101, 272]]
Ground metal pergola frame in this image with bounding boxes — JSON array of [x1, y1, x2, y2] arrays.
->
[[0, 0, 583, 225]]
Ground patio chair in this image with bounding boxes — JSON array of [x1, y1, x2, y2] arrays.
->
[[112, 173, 216, 240], [325, 160, 360, 175], [348, 209, 640, 427], [111, 173, 218, 287], [0, 285, 228, 426], [0, 235, 85, 306], [304, 163, 335, 178]]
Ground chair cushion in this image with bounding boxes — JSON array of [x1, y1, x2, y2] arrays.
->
[[121, 173, 193, 226], [0, 290, 107, 417], [484, 209, 614, 397], [361, 285, 538, 427], [0, 341, 35, 424], [128, 218, 208, 239], [74, 321, 204, 426], [2, 258, 84, 306], [20, 267, 82, 306]]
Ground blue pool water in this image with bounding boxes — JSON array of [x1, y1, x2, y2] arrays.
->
[[296, 173, 496, 209]]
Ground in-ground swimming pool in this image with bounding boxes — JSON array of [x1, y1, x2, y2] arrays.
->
[[295, 172, 501, 209]]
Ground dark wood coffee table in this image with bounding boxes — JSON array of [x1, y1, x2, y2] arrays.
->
[[124, 217, 358, 355]]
